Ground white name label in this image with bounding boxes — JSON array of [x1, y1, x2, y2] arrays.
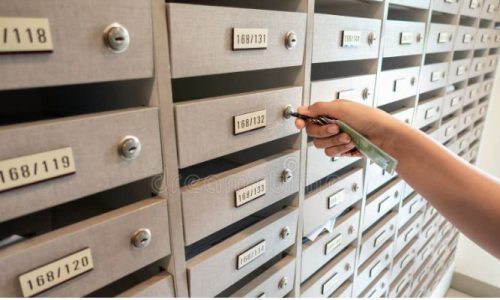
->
[[438, 32, 451, 43], [233, 110, 266, 135], [232, 28, 268, 50], [482, 34, 490, 43], [470, 0, 480, 8], [0, 147, 76, 193], [496, 35, 500, 43], [476, 63, 484, 71], [445, 125, 455, 137], [325, 234, 342, 255], [342, 30, 361, 48], [237, 240, 266, 270], [425, 107, 437, 120], [328, 189, 346, 209], [374, 230, 388, 247], [0, 17, 53, 53], [431, 71, 442, 82], [400, 32, 414, 45], [393, 78, 407, 92], [235, 179, 266, 207], [337, 89, 358, 100], [488, 4, 497, 13], [18, 248, 94, 297], [463, 34, 473, 43], [369, 260, 382, 278], [450, 96, 461, 107], [457, 66, 467, 76], [322, 273, 339, 295]]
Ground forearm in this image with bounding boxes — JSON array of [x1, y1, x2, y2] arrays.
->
[[385, 122, 500, 257]]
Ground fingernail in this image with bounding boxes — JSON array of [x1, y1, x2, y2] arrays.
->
[[327, 125, 338, 134], [341, 135, 351, 143]]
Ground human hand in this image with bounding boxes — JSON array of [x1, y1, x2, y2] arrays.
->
[[295, 100, 401, 157]]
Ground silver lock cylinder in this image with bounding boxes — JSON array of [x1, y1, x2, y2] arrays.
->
[[283, 104, 296, 119], [285, 31, 298, 50], [280, 226, 291, 239], [131, 228, 152, 249], [362, 88, 371, 100], [348, 225, 356, 235], [368, 32, 376, 45], [119, 135, 142, 160], [344, 263, 352, 271], [281, 169, 293, 183], [104, 23, 130, 53], [416, 33, 423, 43], [278, 277, 288, 289], [351, 183, 360, 192]]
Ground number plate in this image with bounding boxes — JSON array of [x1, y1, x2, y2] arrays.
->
[[0, 17, 53, 53], [18, 248, 93, 297], [445, 125, 455, 137], [393, 78, 407, 92], [476, 63, 484, 71], [322, 273, 339, 295], [496, 35, 500, 43], [232, 28, 268, 50], [237, 240, 266, 270], [431, 71, 442, 82], [438, 32, 450, 43], [374, 230, 387, 247], [337, 89, 357, 100], [457, 66, 467, 76], [235, 179, 266, 207], [450, 96, 461, 107], [470, 0, 480, 8], [369, 260, 381, 278], [328, 189, 346, 209], [400, 32, 414, 45], [425, 107, 437, 120], [482, 34, 490, 43], [488, 4, 497, 13], [341, 30, 361, 48], [233, 110, 266, 135], [325, 234, 342, 255], [463, 34, 473, 43], [0, 147, 76, 193]]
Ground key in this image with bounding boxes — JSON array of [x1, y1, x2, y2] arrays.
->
[[291, 112, 398, 174]]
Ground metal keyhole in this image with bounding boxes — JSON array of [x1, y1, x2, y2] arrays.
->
[[348, 225, 356, 235], [104, 23, 130, 53], [368, 32, 376, 45], [352, 183, 360, 192], [280, 226, 291, 239], [132, 228, 152, 249], [278, 277, 288, 289], [281, 169, 293, 183], [345, 263, 352, 271], [362, 88, 371, 100], [119, 136, 142, 160], [283, 105, 296, 119], [285, 31, 298, 50]]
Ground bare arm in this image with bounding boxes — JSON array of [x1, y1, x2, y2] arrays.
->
[[297, 100, 500, 258]]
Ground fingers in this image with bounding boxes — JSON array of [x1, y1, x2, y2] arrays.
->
[[306, 123, 340, 138], [325, 142, 356, 157], [295, 118, 306, 129], [313, 133, 352, 149]]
